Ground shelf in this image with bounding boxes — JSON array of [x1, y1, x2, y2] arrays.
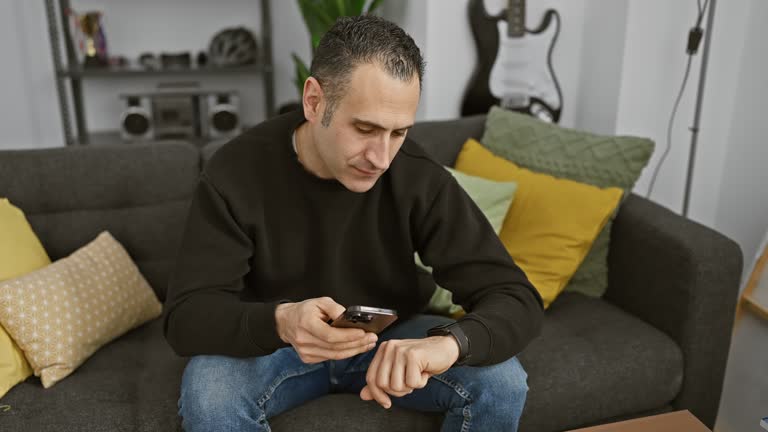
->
[[743, 295, 768, 322], [57, 64, 270, 78], [46, 0, 275, 146], [87, 130, 238, 148]]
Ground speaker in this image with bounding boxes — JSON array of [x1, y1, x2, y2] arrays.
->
[[203, 93, 241, 139], [120, 96, 153, 141]]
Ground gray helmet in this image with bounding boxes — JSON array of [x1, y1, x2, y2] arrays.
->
[[208, 27, 258, 67]]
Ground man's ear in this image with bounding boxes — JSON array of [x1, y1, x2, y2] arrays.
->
[[302, 77, 324, 124]]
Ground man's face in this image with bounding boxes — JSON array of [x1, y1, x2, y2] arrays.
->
[[310, 63, 420, 193]]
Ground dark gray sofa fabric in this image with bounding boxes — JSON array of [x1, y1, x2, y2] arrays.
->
[[1, 319, 185, 432], [0, 115, 740, 431], [516, 292, 682, 432], [606, 194, 743, 427], [0, 141, 199, 301], [0, 291, 682, 432]]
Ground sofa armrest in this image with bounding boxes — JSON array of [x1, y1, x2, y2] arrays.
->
[[605, 193, 742, 428]]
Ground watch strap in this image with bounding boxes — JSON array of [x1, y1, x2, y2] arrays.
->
[[427, 322, 471, 366]]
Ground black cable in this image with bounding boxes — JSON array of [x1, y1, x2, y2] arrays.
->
[[696, 0, 709, 27], [645, 0, 708, 199], [646, 54, 694, 199]]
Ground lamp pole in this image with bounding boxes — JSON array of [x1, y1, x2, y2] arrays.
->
[[682, 0, 716, 218]]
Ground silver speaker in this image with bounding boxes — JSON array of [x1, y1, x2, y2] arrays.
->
[[120, 96, 153, 141], [203, 93, 241, 139]]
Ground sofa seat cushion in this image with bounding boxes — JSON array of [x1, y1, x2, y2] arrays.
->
[[518, 292, 684, 432], [270, 393, 442, 431], [0, 293, 683, 432], [0, 318, 187, 432]]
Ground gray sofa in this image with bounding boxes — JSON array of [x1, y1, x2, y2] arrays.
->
[[0, 114, 742, 431]]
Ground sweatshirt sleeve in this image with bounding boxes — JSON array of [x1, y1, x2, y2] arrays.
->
[[163, 171, 291, 357], [414, 174, 544, 366]]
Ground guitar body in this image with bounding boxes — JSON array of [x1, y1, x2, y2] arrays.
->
[[462, 0, 563, 123]]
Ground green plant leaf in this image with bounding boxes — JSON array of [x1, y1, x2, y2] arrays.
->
[[347, 0, 367, 15], [297, 0, 338, 49], [335, 0, 347, 16], [367, 0, 385, 13], [292, 53, 312, 98], [297, 0, 335, 32], [292, 0, 388, 93]]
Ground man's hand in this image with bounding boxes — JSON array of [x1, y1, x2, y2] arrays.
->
[[274, 297, 378, 364], [360, 335, 461, 409]]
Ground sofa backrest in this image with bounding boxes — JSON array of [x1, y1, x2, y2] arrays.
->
[[0, 141, 200, 301], [201, 114, 488, 168], [408, 114, 486, 166]]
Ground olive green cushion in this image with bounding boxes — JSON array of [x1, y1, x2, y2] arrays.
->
[[480, 106, 654, 298]]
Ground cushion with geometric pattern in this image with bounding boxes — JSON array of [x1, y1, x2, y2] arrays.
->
[[0, 231, 161, 388]]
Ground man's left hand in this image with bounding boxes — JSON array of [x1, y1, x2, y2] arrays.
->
[[360, 335, 460, 409]]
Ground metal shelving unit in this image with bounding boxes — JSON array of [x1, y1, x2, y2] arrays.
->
[[44, 0, 275, 146]]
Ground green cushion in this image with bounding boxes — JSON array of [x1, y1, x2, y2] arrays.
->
[[420, 166, 517, 317], [480, 106, 654, 298]]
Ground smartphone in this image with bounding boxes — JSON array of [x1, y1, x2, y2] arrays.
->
[[328, 306, 398, 334]]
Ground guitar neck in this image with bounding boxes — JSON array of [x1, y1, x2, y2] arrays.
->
[[507, 0, 526, 37]]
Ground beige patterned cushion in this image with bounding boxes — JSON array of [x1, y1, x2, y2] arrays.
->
[[0, 231, 162, 388]]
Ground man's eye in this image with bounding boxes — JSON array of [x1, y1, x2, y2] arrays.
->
[[357, 128, 374, 135], [393, 131, 406, 137]]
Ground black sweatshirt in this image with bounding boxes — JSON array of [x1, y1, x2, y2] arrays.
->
[[163, 109, 543, 366]]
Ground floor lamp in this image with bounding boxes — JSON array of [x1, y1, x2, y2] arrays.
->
[[682, 0, 716, 218]]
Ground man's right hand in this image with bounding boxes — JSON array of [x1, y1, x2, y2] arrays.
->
[[274, 296, 378, 364]]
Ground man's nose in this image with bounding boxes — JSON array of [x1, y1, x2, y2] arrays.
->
[[366, 134, 391, 171]]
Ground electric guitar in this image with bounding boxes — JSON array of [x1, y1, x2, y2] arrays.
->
[[462, 0, 563, 123]]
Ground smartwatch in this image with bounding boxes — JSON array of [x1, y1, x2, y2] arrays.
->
[[427, 322, 471, 366]]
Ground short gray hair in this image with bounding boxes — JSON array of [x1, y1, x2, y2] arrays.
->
[[310, 15, 425, 126]]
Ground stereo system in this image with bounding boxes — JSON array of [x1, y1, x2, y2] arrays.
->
[[119, 90, 241, 142]]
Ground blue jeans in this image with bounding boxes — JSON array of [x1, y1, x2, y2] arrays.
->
[[178, 314, 529, 431]]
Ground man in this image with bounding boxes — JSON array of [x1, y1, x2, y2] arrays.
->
[[164, 15, 543, 432]]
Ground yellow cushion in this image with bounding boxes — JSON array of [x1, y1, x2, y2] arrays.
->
[[454, 139, 623, 309], [0, 198, 50, 398], [0, 231, 162, 388]]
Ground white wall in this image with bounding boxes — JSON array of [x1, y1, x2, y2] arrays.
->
[[1, 0, 766, 427], [711, 0, 768, 288], [387, 0, 591, 127], [0, 0, 309, 149], [380, 0, 428, 120], [272, 0, 310, 109], [614, 0, 754, 225], [574, 0, 628, 135], [0, 1, 63, 149], [1, 1, 763, 242]]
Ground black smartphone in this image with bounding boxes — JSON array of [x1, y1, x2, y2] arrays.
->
[[328, 306, 398, 334]]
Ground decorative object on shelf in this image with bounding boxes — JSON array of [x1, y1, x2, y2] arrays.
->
[[291, 0, 385, 98], [201, 93, 242, 140], [118, 89, 241, 142], [462, 0, 562, 123], [68, 9, 109, 68], [109, 55, 128, 68], [120, 96, 153, 141], [45, 0, 275, 146], [138, 52, 160, 70], [160, 52, 193, 69], [208, 27, 259, 67], [196, 51, 208, 67]]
